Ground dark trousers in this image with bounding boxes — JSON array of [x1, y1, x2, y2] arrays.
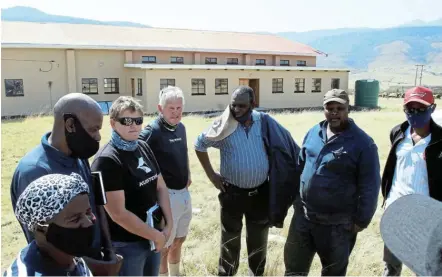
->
[[218, 182, 270, 276], [382, 245, 403, 276], [284, 211, 358, 276]]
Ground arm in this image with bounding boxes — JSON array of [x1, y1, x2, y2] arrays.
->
[[355, 141, 381, 229], [156, 174, 173, 236], [194, 132, 226, 191], [104, 191, 165, 243]]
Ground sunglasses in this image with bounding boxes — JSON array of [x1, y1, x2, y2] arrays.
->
[[404, 105, 433, 115], [116, 117, 143, 126]]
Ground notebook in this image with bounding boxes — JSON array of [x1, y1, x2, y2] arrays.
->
[[146, 203, 164, 251]]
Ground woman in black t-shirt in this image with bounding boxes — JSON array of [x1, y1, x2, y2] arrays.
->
[[91, 96, 173, 276]]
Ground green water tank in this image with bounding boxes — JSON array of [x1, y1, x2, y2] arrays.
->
[[354, 79, 380, 108]]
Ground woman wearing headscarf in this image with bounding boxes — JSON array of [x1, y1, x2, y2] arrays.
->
[[91, 96, 173, 276], [4, 173, 95, 276]]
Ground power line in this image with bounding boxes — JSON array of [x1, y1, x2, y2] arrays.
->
[[415, 64, 424, 86]]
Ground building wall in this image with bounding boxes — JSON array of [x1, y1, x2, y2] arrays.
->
[[1, 48, 68, 116], [75, 49, 130, 102], [279, 55, 316, 66], [1, 48, 345, 117], [142, 69, 349, 113]]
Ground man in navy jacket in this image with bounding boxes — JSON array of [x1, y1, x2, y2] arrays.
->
[[284, 89, 381, 276]]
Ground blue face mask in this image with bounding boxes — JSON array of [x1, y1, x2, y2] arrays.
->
[[406, 107, 434, 129], [231, 108, 252, 125]]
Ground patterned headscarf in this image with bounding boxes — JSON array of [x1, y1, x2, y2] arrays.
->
[[15, 173, 90, 232]]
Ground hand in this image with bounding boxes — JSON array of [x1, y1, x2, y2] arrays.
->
[[162, 223, 172, 242], [209, 172, 227, 192], [153, 230, 166, 252], [353, 224, 364, 233]]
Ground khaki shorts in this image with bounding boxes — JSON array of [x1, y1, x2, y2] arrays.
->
[[165, 188, 192, 248]]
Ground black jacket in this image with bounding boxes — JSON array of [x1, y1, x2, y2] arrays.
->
[[381, 119, 442, 205], [260, 112, 301, 228]]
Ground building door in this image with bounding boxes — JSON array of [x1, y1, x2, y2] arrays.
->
[[248, 79, 260, 107], [130, 78, 135, 97]]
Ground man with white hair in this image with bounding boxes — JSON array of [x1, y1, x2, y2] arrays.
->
[[139, 86, 191, 277]]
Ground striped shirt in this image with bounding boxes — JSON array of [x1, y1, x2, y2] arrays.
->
[[3, 241, 93, 277], [385, 126, 431, 208], [195, 110, 269, 189]]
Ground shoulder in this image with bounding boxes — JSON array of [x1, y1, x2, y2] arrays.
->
[[4, 247, 30, 277], [252, 110, 263, 122], [92, 143, 122, 166], [390, 122, 406, 138]]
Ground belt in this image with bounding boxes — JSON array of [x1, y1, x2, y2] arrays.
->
[[225, 182, 267, 197]]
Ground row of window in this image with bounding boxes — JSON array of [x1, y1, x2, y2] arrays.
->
[[3, 77, 341, 97], [141, 56, 307, 66], [272, 78, 340, 93]]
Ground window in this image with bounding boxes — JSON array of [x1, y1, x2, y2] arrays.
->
[[160, 79, 175, 90], [294, 78, 305, 93], [142, 56, 156, 63], [137, 78, 143, 96], [4, 79, 24, 97], [280, 60, 290, 66], [104, 78, 119, 94], [82, 78, 98, 94], [331, 78, 340, 89], [297, 60, 307, 66], [227, 58, 239, 65], [256, 59, 266, 65], [312, 78, 322, 92], [205, 58, 217, 64], [215, 79, 228, 95], [272, 78, 283, 93], [191, 79, 206, 95], [171, 57, 184, 64]]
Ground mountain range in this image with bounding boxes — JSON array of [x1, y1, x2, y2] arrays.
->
[[2, 6, 442, 88]]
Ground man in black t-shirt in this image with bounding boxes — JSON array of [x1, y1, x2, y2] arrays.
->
[[139, 86, 191, 277]]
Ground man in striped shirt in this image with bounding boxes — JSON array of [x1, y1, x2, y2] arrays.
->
[[381, 86, 442, 276], [195, 86, 270, 276]]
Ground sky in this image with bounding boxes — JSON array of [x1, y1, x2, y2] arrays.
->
[[1, 0, 442, 33]]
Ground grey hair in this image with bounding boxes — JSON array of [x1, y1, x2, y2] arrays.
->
[[159, 86, 185, 107], [109, 96, 144, 119]]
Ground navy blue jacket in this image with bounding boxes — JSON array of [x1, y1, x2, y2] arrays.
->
[[261, 113, 302, 228], [298, 119, 380, 228]]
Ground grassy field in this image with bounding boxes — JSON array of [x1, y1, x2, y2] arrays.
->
[[2, 96, 440, 275]]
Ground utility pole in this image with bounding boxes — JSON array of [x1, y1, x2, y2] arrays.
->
[[415, 65, 424, 86]]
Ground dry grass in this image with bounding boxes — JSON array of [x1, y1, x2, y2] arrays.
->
[[2, 96, 440, 275]]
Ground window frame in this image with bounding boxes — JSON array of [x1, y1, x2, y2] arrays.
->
[[4, 79, 24, 97]]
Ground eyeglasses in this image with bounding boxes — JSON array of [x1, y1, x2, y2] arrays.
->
[[116, 117, 143, 126], [404, 105, 433, 115]]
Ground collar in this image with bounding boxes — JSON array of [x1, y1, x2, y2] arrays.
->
[[158, 115, 179, 132], [41, 132, 78, 167], [319, 119, 355, 142], [21, 241, 80, 275]]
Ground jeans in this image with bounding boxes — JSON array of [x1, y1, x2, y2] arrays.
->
[[218, 182, 270, 276], [382, 245, 403, 276], [112, 240, 161, 276], [284, 211, 358, 276]]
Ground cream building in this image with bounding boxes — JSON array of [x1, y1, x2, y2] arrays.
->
[[1, 21, 349, 117]]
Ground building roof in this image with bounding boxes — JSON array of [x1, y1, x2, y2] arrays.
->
[[1, 21, 321, 56]]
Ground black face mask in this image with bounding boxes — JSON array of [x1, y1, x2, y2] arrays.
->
[[64, 114, 99, 159], [46, 223, 95, 257]]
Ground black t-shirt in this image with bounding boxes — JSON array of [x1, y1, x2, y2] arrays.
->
[[139, 117, 189, 190], [91, 140, 160, 242]]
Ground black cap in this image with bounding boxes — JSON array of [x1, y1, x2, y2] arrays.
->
[[380, 194, 442, 276]]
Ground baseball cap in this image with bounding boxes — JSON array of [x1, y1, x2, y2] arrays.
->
[[380, 194, 442, 276], [323, 89, 349, 105], [403, 86, 434, 106]]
